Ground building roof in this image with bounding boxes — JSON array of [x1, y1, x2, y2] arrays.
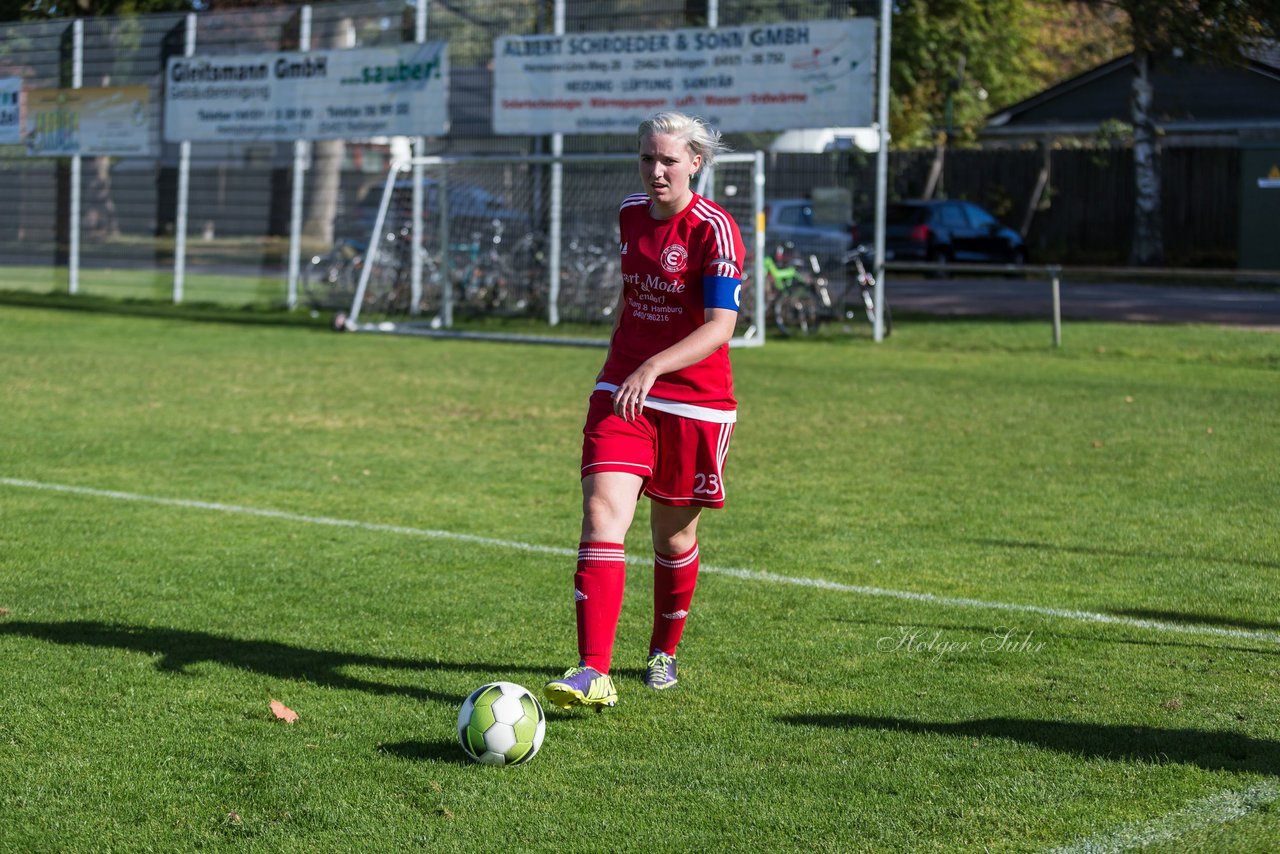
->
[[983, 48, 1280, 139]]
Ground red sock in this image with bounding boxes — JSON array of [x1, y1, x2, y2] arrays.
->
[[575, 541, 626, 673], [650, 542, 699, 656]]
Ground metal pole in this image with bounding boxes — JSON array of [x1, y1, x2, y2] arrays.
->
[[700, 0, 717, 204], [548, 0, 565, 327], [286, 6, 312, 310], [411, 0, 428, 316], [348, 163, 403, 326], [69, 19, 83, 296], [753, 150, 766, 344], [1050, 265, 1062, 348], [871, 0, 892, 343], [173, 13, 196, 304]]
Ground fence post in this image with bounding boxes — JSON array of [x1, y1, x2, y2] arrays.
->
[[871, 0, 892, 342], [68, 19, 83, 296], [1050, 265, 1062, 348], [173, 13, 196, 304], [547, 0, 565, 327], [411, 0, 428, 317], [753, 150, 766, 344], [286, 6, 312, 311]]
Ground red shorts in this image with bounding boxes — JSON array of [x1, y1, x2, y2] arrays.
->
[[581, 391, 735, 508]]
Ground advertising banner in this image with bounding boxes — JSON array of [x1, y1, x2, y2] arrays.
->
[[0, 78, 21, 145], [164, 42, 448, 143], [493, 18, 876, 135], [25, 86, 152, 156]]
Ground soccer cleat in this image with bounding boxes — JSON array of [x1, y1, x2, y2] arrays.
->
[[543, 665, 618, 710], [644, 650, 678, 691]]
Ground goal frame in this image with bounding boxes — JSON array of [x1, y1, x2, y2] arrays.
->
[[345, 151, 767, 348]]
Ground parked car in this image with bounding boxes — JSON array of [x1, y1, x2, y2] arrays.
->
[[764, 198, 859, 260], [885, 200, 1026, 267], [348, 179, 532, 242]]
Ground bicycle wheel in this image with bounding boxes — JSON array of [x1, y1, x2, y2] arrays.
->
[[771, 285, 820, 337], [860, 286, 892, 337], [303, 246, 359, 311]]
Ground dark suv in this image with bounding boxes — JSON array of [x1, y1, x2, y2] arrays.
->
[[885, 200, 1026, 267]]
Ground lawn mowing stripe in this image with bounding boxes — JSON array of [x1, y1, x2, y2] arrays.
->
[[4, 476, 1280, 647], [1046, 779, 1280, 854]]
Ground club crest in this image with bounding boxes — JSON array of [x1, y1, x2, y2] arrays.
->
[[660, 243, 689, 273]]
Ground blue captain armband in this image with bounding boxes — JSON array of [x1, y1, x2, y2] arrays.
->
[[704, 275, 742, 311]]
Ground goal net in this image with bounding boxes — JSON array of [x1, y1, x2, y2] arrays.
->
[[315, 152, 766, 347]]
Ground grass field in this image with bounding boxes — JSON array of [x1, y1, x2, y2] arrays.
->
[[0, 265, 287, 305], [1, 301, 1278, 852]]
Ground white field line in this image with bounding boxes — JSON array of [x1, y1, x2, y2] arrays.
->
[[1046, 779, 1280, 854], [4, 476, 1280, 647], [6, 476, 1278, 849]]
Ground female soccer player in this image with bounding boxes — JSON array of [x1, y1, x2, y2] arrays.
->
[[544, 111, 744, 710]]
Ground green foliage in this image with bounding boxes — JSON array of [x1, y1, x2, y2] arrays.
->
[[1077, 0, 1279, 61], [3, 0, 195, 19], [888, 0, 1133, 148]]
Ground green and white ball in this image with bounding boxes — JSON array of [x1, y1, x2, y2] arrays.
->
[[456, 681, 546, 766]]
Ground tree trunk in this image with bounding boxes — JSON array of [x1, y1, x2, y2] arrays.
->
[[84, 155, 120, 240], [922, 141, 945, 200], [1129, 48, 1163, 266], [301, 17, 354, 246], [303, 139, 345, 245]]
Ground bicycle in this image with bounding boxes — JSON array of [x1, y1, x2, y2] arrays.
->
[[560, 226, 621, 322], [762, 243, 833, 337], [842, 244, 891, 336]]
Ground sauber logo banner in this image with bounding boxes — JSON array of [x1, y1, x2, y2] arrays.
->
[[164, 42, 448, 142]]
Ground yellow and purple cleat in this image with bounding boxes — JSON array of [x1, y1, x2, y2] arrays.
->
[[544, 664, 618, 710]]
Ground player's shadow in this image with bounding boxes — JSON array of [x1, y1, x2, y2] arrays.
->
[[780, 713, 1280, 777], [1112, 608, 1280, 634], [0, 619, 548, 705], [973, 537, 1280, 572]]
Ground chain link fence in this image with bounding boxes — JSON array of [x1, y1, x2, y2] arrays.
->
[[0, 0, 1258, 318], [0, 0, 865, 315]]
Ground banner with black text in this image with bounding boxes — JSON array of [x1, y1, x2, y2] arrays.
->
[[493, 19, 875, 135], [164, 42, 448, 142]]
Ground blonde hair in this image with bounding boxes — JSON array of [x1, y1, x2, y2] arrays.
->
[[638, 111, 730, 171]]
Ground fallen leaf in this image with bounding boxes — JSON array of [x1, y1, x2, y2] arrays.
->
[[270, 700, 299, 723], [1092, 440, 1104, 448], [0, 608, 9, 617], [1095, 346, 1106, 354], [227, 811, 242, 826], [1124, 395, 1134, 403], [1162, 698, 1183, 711], [1206, 427, 1214, 435]]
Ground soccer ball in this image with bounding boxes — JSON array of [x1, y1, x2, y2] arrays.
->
[[456, 681, 546, 766]]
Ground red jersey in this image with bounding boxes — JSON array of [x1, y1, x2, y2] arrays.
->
[[597, 191, 745, 417]]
